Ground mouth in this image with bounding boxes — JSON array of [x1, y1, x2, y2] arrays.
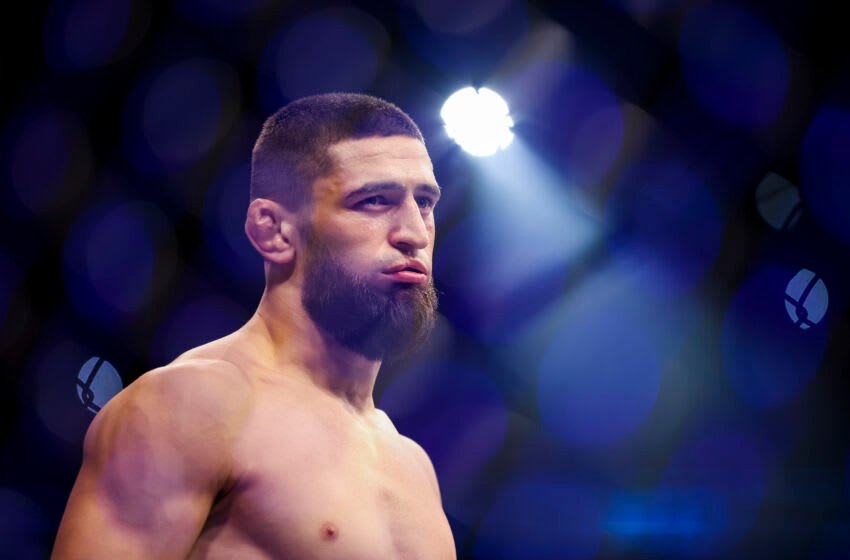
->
[[383, 261, 429, 284]]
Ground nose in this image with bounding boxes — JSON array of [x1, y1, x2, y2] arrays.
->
[[389, 197, 430, 254]]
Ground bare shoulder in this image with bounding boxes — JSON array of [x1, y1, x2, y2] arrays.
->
[[104, 357, 251, 417], [134, 357, 254, 415], [376, 410, 442, 499], [84, 358, 254, 468]]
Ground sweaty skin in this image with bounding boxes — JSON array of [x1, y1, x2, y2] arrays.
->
[[52, 136, 456, 559]]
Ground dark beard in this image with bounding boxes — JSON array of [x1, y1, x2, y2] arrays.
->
[[301, 234, 438, 361]]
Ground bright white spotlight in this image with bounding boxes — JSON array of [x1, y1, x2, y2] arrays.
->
[[441, 87, 514, 157]]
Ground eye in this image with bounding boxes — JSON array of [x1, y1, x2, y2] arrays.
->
[[357, 195, 389, 208], [416, 196, 437, 210]]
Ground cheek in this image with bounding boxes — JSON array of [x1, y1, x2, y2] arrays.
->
[[325, 222, 387, 262], [343, 221, 387, 252], [320, 213, 382, 245]]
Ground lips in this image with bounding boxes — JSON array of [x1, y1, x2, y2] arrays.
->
[[383, 260, 429, 284]]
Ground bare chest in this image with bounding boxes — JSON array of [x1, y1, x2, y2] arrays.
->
[[192, 402, 456, 560]]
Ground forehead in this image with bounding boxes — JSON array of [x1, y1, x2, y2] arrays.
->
[[323, 136, 436, 192]]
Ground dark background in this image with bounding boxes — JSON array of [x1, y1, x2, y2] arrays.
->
[[2, 0, 850, 558]]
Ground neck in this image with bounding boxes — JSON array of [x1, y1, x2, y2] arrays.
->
[[243, 284, 381, 413]]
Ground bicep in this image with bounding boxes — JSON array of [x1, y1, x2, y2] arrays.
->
[[53, 463, 214, 559], [53, 374, 230, 559]]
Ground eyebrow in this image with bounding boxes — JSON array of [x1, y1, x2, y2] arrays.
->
[[345, 181, 442, 201]]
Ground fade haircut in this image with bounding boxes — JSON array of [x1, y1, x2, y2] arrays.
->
[[250, 93, 424, 212]]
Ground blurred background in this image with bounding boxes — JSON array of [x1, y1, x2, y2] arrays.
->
[[2, 0, 850, 558]]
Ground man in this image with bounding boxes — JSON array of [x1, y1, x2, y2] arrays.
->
[[53, 93, 456, 559]]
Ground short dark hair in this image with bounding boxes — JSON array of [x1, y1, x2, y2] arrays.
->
[[250, 93, 424, 211]]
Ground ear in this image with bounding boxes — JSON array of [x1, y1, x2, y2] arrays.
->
[[244, 198, 299, 265]]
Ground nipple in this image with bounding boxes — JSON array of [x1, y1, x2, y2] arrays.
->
[[320, 522, 339, 541]]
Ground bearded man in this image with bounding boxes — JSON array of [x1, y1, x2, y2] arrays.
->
[[53, 93, 456, 560]]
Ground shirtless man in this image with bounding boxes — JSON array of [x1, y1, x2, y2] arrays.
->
[[52, 93, 456, 559]]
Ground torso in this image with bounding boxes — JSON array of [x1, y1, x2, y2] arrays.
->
[[177, 337, 456, 560]]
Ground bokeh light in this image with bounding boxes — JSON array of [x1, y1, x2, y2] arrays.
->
[[379, 359, 509, 525], [537, 278, 663, 449], [63, 199, 176, 326], [679, 4, 789, 127], [123, 58, 240, 175], [606, 489, 709, 548], [258, 8, 389, 111], [475, 477, 604, 560], [755, 172, 802, 231], [606, 160, 723, 297], [441, 87, 514, 157], [800, 106, 850, 245], [784, 269, 828, 330], [6, 108, 92, 215], [722, 265, 829, 408], [650, 427, 771, 557], [148, 293, 251, 366], [43, 0, 149, 71], [75, 356, 123, 413]]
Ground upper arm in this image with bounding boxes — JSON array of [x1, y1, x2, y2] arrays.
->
[[52, 362, 251, 559]]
